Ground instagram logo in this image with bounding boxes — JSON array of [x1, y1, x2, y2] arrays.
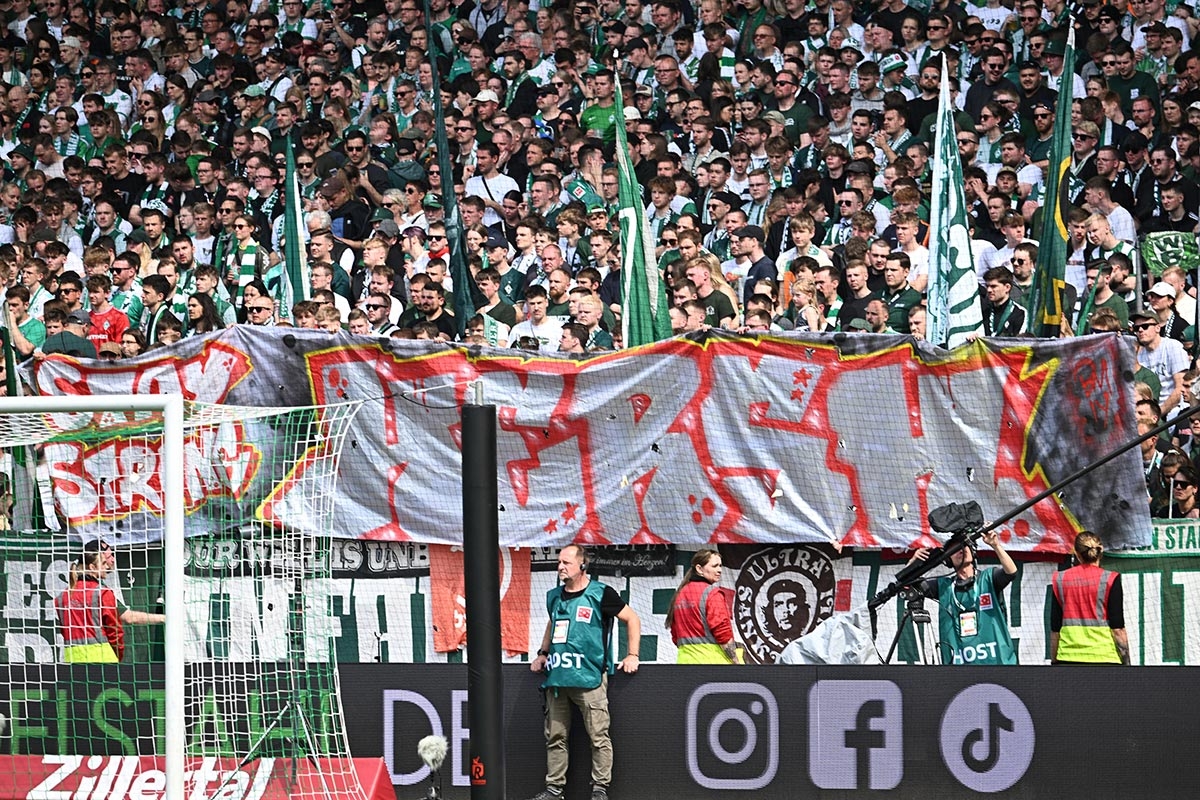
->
[[685, 682, 779, 790]]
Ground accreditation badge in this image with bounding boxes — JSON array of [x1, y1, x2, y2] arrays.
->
[[552, 619, 570, 644], [960, 611, 978, 637]]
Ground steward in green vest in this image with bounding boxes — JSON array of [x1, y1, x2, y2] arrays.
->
[[528, 545, 641, 800], [914, 530, 1019, 665]]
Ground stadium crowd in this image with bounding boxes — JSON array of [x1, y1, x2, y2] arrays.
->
[[0, 0, 1197, 374]]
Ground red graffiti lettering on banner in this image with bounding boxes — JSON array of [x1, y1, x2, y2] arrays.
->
[[299, 336, 1087, 549], [32, 339, 252, 410], [48, 424, 261, 525]]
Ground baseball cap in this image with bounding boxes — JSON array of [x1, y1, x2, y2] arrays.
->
[[319, 176, 346, 197], [485, 233, 508, 250], [845, 159, 874, 176], [243, 84, 266, 98], [422, 192, 443, 209], [879, 53, 906, 73], [1129, 310, 1157, 324], [250, 126, 272, 142], [1148, 281, 1176, 297], [733, 225, 764, 242], [195, 90, 220, 104], [474, 89, 500, 104], [635, 85, 654, 97], [67, 309, 91, 326], [98, 341, 122, 358], [377, 219, 401, 238], [61, 36, 81, 50], [623, 106, 642, 121], [370, 207, 394, 222], [762, 110, 786, 126]]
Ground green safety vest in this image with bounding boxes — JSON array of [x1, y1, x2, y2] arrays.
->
[[544, 580, 609, 690], [937, 568, 1017, 665]]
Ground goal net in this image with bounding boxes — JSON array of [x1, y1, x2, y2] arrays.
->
[[0, 396, 370, 800]]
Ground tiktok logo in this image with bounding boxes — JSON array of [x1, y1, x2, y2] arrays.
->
[[940, 684, 1035, 792]]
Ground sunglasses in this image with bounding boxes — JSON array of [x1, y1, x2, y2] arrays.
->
[[1175, 482, 1195, 489], [297, 161, 314, 167], [1134, 322, 1158, 330], [365, 303, 386, 310], [248, 305, 272, 312], [1072, 132, 1095, 140]]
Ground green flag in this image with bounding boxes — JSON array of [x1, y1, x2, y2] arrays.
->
[[615, 80, 671, 347], [280, 143, 310, 318], [425, 0, 473, 336], [925, 57, 982, 348], [1028, 26, 1076, 337], [1141, 231, 1200, 278]]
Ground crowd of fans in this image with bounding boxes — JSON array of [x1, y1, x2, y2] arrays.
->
[[0, 0, 1196, 379]]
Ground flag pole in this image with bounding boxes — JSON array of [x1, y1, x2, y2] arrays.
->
[[614, 77, 671, 347], [424, 1, 473, 336]]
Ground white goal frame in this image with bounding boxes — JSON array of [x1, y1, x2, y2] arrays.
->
[[0, 393, 185, 800]]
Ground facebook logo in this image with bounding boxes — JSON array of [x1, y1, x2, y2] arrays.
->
[[809, 681, 903, 790]]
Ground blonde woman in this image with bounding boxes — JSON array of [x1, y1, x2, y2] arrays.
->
[[695, 252, 741, 315], [1049, 531, 1130, 665]]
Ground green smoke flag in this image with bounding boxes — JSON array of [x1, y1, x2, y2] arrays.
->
[[1028, 26, 1076, 337], [925, 57, 982, 349], [615, 80, 671, 347], [280, 143, 310, 316], [425, 0, 473, 336]]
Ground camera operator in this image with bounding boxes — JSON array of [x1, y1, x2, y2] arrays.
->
[[907, 530, 1019, 665]]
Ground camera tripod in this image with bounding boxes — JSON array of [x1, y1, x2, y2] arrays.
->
[[883, 588, 940, 665]]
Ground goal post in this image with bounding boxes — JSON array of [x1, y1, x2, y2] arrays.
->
[[0, 392, 186, 800], [0, 395, 373, 800]]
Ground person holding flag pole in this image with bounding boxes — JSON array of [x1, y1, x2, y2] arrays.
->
[[613, 78, 672, 348], [1027, 27, 1077, 338], [925, 55, 983, 349], [264, 144, 311, 324]]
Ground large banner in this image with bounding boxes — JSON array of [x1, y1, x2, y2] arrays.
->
[[27, 328, 1150, 551]]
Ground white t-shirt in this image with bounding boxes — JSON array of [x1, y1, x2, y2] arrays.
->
[[509, 316, 564, 353], [1142, 337, 1190, 406], [465, 172, 519, 227]]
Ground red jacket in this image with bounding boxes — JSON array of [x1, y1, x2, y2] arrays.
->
[[670, 579, 734, 646], [55, 577, 125, 660]]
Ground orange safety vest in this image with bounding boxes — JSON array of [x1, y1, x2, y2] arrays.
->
[[55, 578, 124, 662], [1052, 564, 1120, 664]]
